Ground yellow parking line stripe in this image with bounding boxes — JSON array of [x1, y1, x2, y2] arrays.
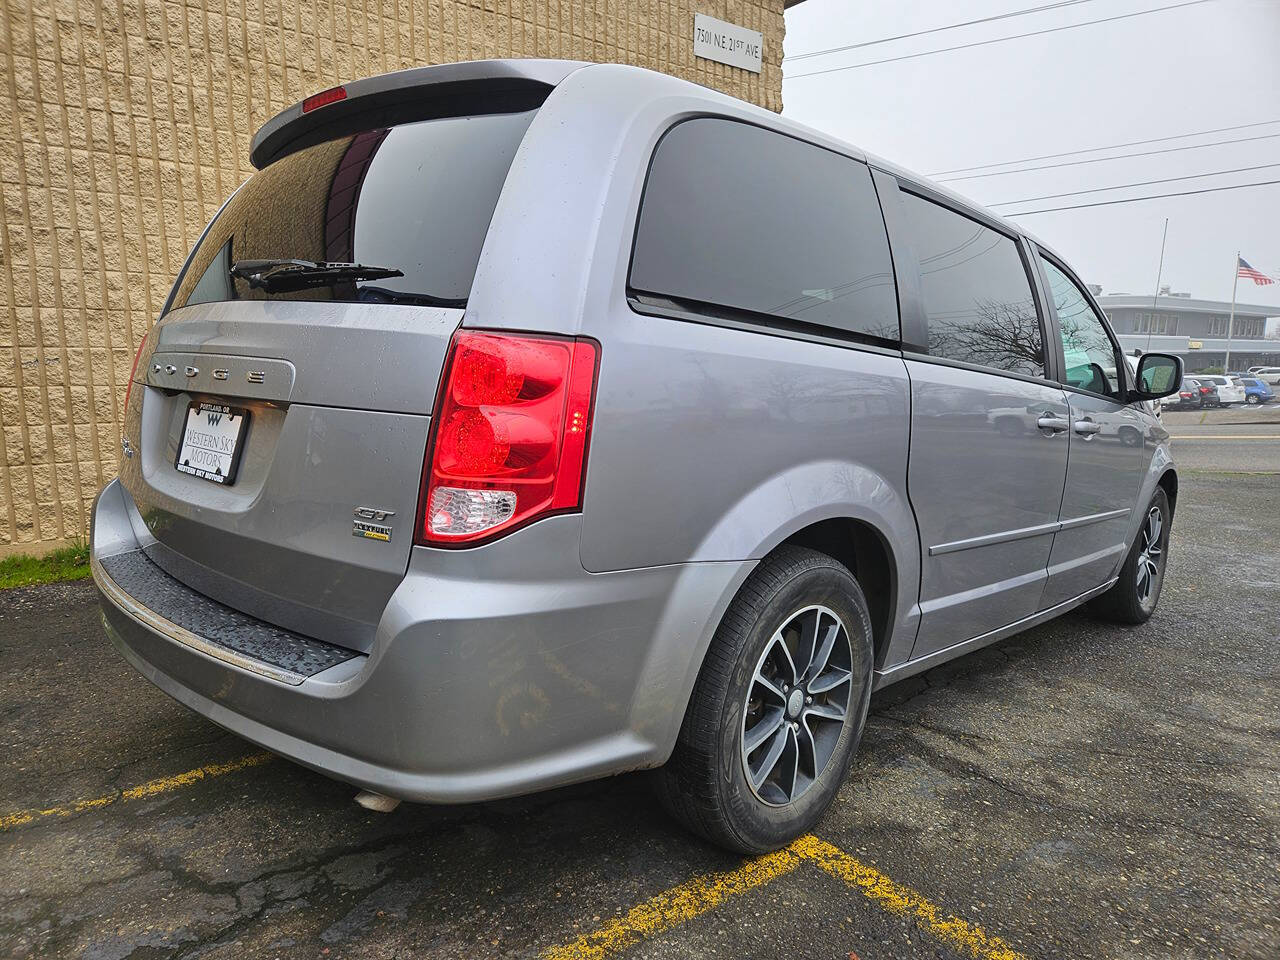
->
[[0, 752, 272, 832], [541, 845, 803, 960], [792, 835, 1027, 960], [542, 835, 1027, 960]]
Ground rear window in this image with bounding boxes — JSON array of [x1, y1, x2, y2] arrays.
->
[[899, 192, 1045, 379], [629, 118, 900, 343], [171, 109, 538, 311]]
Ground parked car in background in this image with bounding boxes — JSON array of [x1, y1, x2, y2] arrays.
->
[[1195, 375, 1246, 405], [1251, 367, 1280, 386], [1187, 378, 1220, 407], [1239, 378, 1275, 405], [1167, 379, 1207, 409], [88, 59, 1185, 854]]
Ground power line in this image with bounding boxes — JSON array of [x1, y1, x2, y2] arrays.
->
[[930, 118, 1280, 176], [1000, 178, 1280, 216], [785, 0, 1100, 62], [986, 162, 1280, 207], [785, 0, 1215, 80], [938, 132, 1280, 182]]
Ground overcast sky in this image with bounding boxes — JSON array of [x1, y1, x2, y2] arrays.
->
[[782, 0, 1280, 315]]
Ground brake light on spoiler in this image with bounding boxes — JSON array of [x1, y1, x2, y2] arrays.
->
[[301, 85, 347, 113], [417, 331, 599, 545]]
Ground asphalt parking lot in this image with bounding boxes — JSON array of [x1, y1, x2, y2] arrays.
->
[[2, 411, 1277, 960], [1160, 404, 1280, 474]]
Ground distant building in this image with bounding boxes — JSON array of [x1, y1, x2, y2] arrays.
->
[[1097, 294, 1280, 373]]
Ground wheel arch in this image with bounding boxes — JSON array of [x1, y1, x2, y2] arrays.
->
[[1157, 467, 1178, 518], [683, 459, 920, 660], [775, 517, 898, 669], [632, 462, 922, 767]]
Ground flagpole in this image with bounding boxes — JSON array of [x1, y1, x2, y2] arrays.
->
[[1225, 250, 1240, 373], [1145, 218, 1169, 354]]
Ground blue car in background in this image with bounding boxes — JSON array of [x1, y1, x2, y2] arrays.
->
[[1239, 377, 1275, 405]]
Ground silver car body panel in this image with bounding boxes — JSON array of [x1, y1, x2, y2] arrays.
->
[[93, 59, 1177, 803]]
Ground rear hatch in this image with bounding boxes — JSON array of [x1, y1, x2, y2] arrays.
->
[[119, 97, 542, 652]]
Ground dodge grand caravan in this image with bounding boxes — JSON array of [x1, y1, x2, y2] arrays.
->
[[91, 59, 1184, 853]]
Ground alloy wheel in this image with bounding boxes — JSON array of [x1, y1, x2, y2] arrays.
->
[[1135, 505, 1164, 606], [741, 605, 853, 806]]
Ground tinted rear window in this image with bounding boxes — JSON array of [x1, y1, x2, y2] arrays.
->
[[900, 192, 1044, 378], [171, 109, 538, 310], [629, 118, 899, 342]]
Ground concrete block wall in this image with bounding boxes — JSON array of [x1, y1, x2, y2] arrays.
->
[[0, 0, 786, 554]]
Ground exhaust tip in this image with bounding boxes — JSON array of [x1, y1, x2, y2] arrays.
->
[[354, 790, 401, 813]]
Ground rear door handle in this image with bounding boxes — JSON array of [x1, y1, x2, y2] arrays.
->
[[1073, 419, 1102, 437], [1036, 414, 1069, 433]]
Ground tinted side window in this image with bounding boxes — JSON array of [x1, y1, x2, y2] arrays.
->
[[900, 192, 1044, 378], [630, 118, 899, 342], [1040, 258, 1122, 398]]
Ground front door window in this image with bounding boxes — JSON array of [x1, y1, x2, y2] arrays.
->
[[1041, 259, 1122, 398]]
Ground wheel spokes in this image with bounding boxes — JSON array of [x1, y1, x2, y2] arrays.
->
[[804, 700, 847, 724], [797, 717, 818, 778], [767, 630, 799, 688], [805, 617, 839, 683], [1147, 507, 1162, 546], [807, 667, 851, 695], [744, 706, 785, 754], [752, 670, 787, 706], [779, 726, 799, 799], [748, 723, 789, 791]]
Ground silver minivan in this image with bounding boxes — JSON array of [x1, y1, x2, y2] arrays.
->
[[91, 59, 1183, 853]]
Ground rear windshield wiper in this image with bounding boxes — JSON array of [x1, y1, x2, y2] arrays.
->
[[356, 285, 467, 309], [230, 258, 404, 292]]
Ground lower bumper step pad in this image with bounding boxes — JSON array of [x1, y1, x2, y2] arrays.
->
[[98, 549, 360, 682]]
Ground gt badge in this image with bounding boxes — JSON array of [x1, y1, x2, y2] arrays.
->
[[353, 506, 395, 542]]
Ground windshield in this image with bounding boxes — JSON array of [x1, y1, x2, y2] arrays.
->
[[170, 108, 538, 311]]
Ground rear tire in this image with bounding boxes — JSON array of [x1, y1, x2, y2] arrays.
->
[[1089, 487, 1171, 624], [1247, 394, 1261, 405], [657, 546, 873, 854]]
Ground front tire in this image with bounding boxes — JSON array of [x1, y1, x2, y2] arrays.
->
[[1089, 487, 1171, 624], [1247, 394, 1261, 405], [657, 546, 874, 854]]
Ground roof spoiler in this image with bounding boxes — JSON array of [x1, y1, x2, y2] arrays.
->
[[249, 59, 587, 169]]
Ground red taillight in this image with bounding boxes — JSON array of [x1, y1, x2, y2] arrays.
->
[[301, 85, 347, 113], [418, 331, 599, 545], [122, 336, 146, 417]]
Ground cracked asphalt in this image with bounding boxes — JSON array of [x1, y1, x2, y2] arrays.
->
[[2, 470, 1278, 959]]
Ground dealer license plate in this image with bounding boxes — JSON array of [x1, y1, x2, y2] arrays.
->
[[175, 401, 249, 485]]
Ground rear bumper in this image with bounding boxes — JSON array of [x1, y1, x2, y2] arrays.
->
[[92, 479, 745, 803]]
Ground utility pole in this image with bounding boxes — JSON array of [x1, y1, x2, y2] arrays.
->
[[1225, 250, 1239, 373]]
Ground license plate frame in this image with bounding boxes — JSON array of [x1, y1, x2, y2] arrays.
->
[[175, 400, 250, 485]]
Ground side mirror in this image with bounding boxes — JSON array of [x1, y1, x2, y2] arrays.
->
[[1131, 353, 1183, 401]]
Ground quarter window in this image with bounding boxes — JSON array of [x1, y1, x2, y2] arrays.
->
[[629, 118, 900, 342], [899, 192, 1044, 377], [1040, 258, 1122, 398]]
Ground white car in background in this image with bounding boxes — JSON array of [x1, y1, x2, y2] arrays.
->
[[1250, 366, 1280, 386], [1195, 375, 1245, 405]]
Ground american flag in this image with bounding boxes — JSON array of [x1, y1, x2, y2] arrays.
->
[[1237, 257, 1275, 285]]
